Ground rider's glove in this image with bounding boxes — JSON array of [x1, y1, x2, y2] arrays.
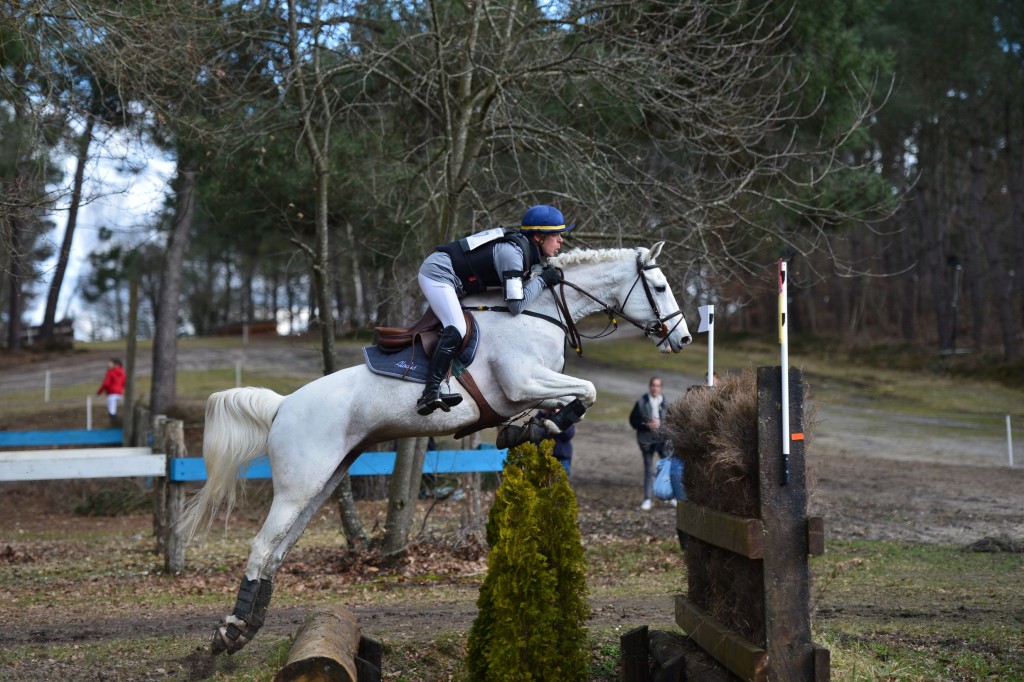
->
[[539, 266, 561, 288]]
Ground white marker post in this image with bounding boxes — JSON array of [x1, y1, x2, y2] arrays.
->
[[779, 259, 790, 485], [698, 304, 715, 386], [44, 369, 51, 403], [86, 395, 93, 431], [236, 360, 242, 388], [1007, 415, 1014, 467]]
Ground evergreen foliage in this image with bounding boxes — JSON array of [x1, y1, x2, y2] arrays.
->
[[467, 440, 589, 681]]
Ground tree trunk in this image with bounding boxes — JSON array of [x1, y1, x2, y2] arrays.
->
[[380, 436, 428, 556], [334, 474, 367, 551], [151, 168, 197, 416], [345, 221, 366, 328], [460, 431, 483, 529], [42, 113, 95, 341]]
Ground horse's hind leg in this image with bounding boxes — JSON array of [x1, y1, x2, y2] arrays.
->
[[212, 462, 350, 655]]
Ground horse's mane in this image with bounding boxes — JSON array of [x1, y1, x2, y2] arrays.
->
[[549, 247, 642, 268]]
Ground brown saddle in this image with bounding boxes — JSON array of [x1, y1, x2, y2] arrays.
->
[[373, 309, 475, 357], [373, 308, 503, 439]]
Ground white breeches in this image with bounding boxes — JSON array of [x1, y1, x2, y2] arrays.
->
[[418, 274, 467, 337], [107, 393, 122, 416]]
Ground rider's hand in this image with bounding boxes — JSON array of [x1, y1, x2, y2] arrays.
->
[[539, 266, 561, 288]]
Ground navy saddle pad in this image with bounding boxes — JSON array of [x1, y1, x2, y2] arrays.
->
[[362, 318, 480, 383]]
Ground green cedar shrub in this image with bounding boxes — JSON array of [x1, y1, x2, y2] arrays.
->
[[466, 439, 590, 681]]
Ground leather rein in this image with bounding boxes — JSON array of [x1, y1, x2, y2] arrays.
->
[[467, 250, 684, 357], [549, 249, 685, 356]]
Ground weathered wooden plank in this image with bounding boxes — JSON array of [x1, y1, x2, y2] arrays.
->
[[677, 501, 765, 559], [675, 595, 767, 682], [0, 453, 165, 481], [807, 517, 825, 556], [274, 606, 361, 682], [757, 366, 824, 680], [621, 625, 650, 682], [0, 447, 154, 461]]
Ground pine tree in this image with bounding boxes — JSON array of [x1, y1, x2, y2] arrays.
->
[[467, 440, 589, 681]]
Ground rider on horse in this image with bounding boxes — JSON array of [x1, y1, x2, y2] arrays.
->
[[415, 204, 574, 415]]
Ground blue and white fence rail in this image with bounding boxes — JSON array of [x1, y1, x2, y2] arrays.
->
[[1, 419, 508, 573]]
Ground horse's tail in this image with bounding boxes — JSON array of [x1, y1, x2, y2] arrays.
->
[[180, 387, 285, 543]]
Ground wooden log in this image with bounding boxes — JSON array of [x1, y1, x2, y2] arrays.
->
[[274, 606, 361, 682], [649, 630, 687, 682], [675, 595, 767, 682], [676, 501, 765, 559], [620, 625, 651, 682]]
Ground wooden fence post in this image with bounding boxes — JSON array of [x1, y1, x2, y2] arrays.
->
[[151, 415, 168, 557], [161, 418, 188, 573], [756, 366, 820, 679]]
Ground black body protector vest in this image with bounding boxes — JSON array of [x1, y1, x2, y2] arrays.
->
[[436, 228, 542, 296]]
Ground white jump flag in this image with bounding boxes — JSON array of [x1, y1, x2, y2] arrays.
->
[[779, 259, 790, 485], [698, 305, 715, 386]]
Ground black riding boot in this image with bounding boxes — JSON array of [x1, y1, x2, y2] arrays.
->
[[416, 325, 464, 415]]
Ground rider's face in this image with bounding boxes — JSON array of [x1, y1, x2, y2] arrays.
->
[[538, 233, 563, 258]]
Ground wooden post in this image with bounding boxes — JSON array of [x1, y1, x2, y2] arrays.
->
[[151, 415, 168, 557], [162, 418, 187, 573], [621, 625, 650, 682], [757, 366, 820, 680], [274, 606, 362, 682]]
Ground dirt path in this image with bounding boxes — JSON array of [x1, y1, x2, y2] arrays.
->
[[4, 339, 1021, 546]]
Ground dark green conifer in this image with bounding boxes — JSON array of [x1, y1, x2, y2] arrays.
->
[[467, 440, 590, 681]]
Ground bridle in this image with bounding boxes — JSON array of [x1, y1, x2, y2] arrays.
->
[[550, 249, 686, 355]]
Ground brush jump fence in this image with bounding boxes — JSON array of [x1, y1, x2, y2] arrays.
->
[[1, 410, 507, 575], [624, 366, 828, 682]]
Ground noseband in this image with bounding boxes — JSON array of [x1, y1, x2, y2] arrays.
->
[[550, 250, 685, 354]]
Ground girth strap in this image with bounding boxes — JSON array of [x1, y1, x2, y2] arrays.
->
[[453, 370, 506, 440]]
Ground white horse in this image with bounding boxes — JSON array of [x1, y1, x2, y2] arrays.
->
[[182, 242, 691, 655]]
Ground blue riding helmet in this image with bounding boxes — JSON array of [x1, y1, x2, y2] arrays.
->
[[520, 205, 575, 234]]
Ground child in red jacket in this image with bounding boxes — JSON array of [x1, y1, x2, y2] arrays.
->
[[97, 359, 126, 424]]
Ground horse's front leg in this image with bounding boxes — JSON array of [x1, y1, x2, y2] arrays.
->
[[494, 366, 596, 447], [498, 365, 597, 409]]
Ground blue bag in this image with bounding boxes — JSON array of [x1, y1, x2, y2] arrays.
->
[[653, 457, 674, 500]]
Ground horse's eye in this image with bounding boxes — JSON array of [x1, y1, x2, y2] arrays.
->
[[655, 285, 666, 293]]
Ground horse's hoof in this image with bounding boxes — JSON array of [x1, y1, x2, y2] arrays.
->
[[496, 420, 547, 449], [211, 617, 250, 655]]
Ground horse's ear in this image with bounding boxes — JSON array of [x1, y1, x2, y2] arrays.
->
[[645, 242, 664, 264]]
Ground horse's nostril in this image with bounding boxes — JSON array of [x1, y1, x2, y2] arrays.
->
[[681, 335, 692, 346]]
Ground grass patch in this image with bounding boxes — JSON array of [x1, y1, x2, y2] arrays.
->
[[813, 539, 1024, 681]]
